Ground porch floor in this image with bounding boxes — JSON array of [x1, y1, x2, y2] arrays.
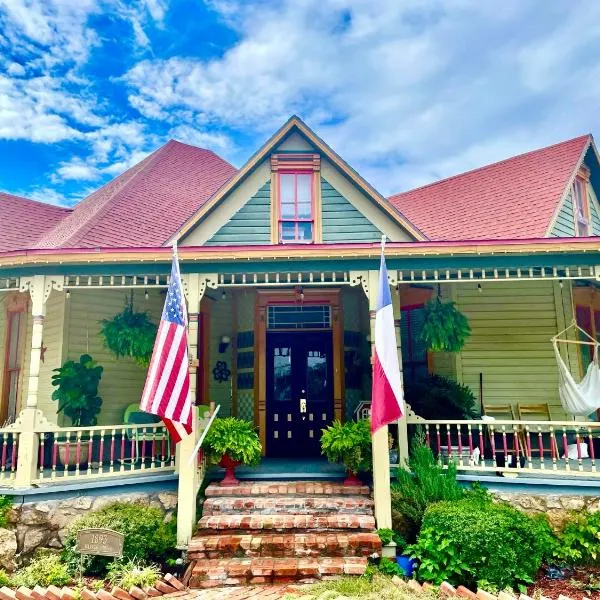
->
[[208, 457, 346, 481]]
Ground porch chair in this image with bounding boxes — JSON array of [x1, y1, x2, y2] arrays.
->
[[482, 403, 524, 466], [122, 403, 170, 464], [516, 402, 554, 458]]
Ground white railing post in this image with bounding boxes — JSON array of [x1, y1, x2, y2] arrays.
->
[[366, 270, 394, 537]]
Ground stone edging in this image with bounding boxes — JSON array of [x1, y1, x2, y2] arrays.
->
[[0, 573, 186, 600]]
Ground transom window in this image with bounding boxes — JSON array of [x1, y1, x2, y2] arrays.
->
[[267, 304, 331, 330], [278, 172, 314, 243]]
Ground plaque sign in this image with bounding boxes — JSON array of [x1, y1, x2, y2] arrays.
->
[[76, 528, 124, 558]]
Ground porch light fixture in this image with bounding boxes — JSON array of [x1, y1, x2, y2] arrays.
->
[[65, 289, 70, 299], [218, 335, 231, 353], [144, 289, 149, 300], [477, 283, 482, 293], [559, 279, 564, 289], [295, 286, 305, 303], [221, 290, 227, 300]]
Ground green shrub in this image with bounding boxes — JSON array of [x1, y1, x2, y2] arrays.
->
[[376, 557, 403, 577], [62, 502, 176, 575], [404, 374, 477, 420], [411, 498, 554, 590], [0, 496, 12, 527], [320, 419, 372, 474], [0, 570, 9, 587], [202, 417, 262, 466], [107, 559, 161, 589], [10, 551, 71, 588], [376, 528, 406, 552], [552, 511, 600, 566], [391, 439, 464, 542]]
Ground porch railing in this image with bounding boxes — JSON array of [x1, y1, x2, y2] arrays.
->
[[0, 429, 19, 486], [33, 423, 175, 483], [394, 415, 600, 477]]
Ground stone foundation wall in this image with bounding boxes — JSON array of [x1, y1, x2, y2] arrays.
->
[[491, 491, 600, 528], [0, 491, 178, 572]]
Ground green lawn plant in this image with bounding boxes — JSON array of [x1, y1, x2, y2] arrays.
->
[[320, 419, 372, 475], [100, 296, 157, 367], [62, 502, 177, 575], [551, 511, 600, 566], [420, 296, 471, 352], [107, 559, 161, 589], [202, 417, 262, 466], [391, 437, 464, 542], [51, 354, 103, 426], [410, 497, 554, 591], [9, 550, 71, 588], [0, 495, 11, 527]]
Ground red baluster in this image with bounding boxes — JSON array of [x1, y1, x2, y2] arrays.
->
[[467, 425, 473, 454], [52, 435, 58, 475], [490, 427, 497, 467], [11, 436, 17, 472], [2, 435, 8, 472], [87, 436, 93, 475], [425, 425, 431, 448], [99, 432, 105, 473], [562, 429, 569, 468], [110, 430, 116, 471], [436, 425, 441, 458]]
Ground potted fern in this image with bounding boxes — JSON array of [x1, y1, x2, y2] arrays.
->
[[202, 417, 262, 486], [320, 419, 372, 486], [420, 296, 471, 352], [51, 354, 103, 467]]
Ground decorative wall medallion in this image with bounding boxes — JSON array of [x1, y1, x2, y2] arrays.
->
[[212, 360, 231, 382]]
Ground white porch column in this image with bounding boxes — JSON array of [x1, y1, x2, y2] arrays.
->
[[15, 275, 63, 487], [366, 270, 394, 536], [176, 273, 217, 548]]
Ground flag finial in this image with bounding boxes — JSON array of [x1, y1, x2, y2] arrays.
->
[[381, 234, 387, 252]]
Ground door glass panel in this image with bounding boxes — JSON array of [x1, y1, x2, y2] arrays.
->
[[7, 372, 18, 422], [307, 350, 327, 400], [7, 313, 21, 370], [273, 346, 292, 402]]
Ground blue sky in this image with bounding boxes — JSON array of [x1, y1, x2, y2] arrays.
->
[[2, 0, 600, 207]]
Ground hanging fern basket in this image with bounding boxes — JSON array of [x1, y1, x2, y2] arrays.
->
[[419, 296, 471, 353], [100, 294, 158, 367]]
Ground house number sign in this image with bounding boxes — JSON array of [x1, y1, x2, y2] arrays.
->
[[76, 528, 124, 557]]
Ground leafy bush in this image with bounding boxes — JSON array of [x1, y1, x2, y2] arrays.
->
[[391, 439, 464, 542], [10, 551, 71, 588], [62, 502, 176, 575], [0, 570, 9, 587], [420, 297, 471, 352], [552, 511, 600, 566], [0, 496, 12, 527], [411, 498, 554, 590], [107, 559, 161, 589], [100, 298, 157, 367], [376, 557, 403, 577], [202, 417, 262, 466], [51, 354, 103, 426], [404, 374, 477, 420], [320, 419, 372, 474], [376, 528, 406, 552]]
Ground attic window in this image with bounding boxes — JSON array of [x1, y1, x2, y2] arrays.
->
[[574, 167, 590, 236]]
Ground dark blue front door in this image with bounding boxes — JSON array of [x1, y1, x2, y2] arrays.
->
[[266, 331, 333, 457]]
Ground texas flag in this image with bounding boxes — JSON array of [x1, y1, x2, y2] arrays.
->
[[371, 241, 405, 434]]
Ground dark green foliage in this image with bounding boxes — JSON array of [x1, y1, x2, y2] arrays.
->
[[376, 528, 406, 552], [62, 502, 177, 575], [202, 417, 262, 466], [10, 550, 71, 587], [552, 511, 600, 566], [0, 496, 12, 528], [320, 419, 372, 474], [404, 374, 477, 420], [51, 354, 103, 426], [420, 297, 471, 352], [411, 498, 554, 590], [376, 557, 404, 577], [391, 440, 464, 542], [100, 298, 157, 367]]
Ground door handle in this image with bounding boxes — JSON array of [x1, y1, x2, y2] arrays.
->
[[299, 391, 307, 414]]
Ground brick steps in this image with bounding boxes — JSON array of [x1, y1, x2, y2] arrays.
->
[[204, 481, 370, 497], [188, 531, 381, 559], [197, 514, 376, 532], [188, 556, 368, 588], [202, 495, 374, 516], [188, 480, 379, 589]]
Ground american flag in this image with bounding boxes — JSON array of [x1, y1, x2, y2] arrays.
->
[[140, 247, 192, 443]]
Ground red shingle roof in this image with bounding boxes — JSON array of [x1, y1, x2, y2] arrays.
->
[[388, 135, 591, 241], [37, 140, 236, 249], [0, 192, 71, 252]]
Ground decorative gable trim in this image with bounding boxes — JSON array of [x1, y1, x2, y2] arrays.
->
[[171, 116, 425, 245]]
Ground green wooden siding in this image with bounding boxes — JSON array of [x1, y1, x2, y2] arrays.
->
[[321, 178, 382, 242], [449, 280, 569, 419], [206, 180, 271, 245], [589, 187, 600, 235], [551, 192, 576, 237]]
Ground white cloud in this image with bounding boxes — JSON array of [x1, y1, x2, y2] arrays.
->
[[123, 0, 600, 194], [168, 124, 231, 150], [55, 159, 100, 181]]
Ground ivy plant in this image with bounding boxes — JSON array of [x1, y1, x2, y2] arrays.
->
[[202, 417, 262, 466], [420, 296, 471, 352], [320, 419, 372, 474], [51, 354, 103, 427], [100, 295, 157, 367]]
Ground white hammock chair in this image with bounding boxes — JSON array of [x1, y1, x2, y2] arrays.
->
[[552, 321, 600, 416]]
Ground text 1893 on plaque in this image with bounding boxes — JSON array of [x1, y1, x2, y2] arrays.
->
[[76, 528, 124, 557]]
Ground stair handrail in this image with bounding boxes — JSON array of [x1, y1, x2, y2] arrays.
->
[[187, 404, 221, 466]]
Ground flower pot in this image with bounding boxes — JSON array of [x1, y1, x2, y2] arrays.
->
[[218, 454, 241, 487], [395, 555, 417, 577], [343, 471, 362, 487], [57, 441, 90, 468]]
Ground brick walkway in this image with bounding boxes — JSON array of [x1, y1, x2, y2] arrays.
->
[[168, 587, 300, 599]]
